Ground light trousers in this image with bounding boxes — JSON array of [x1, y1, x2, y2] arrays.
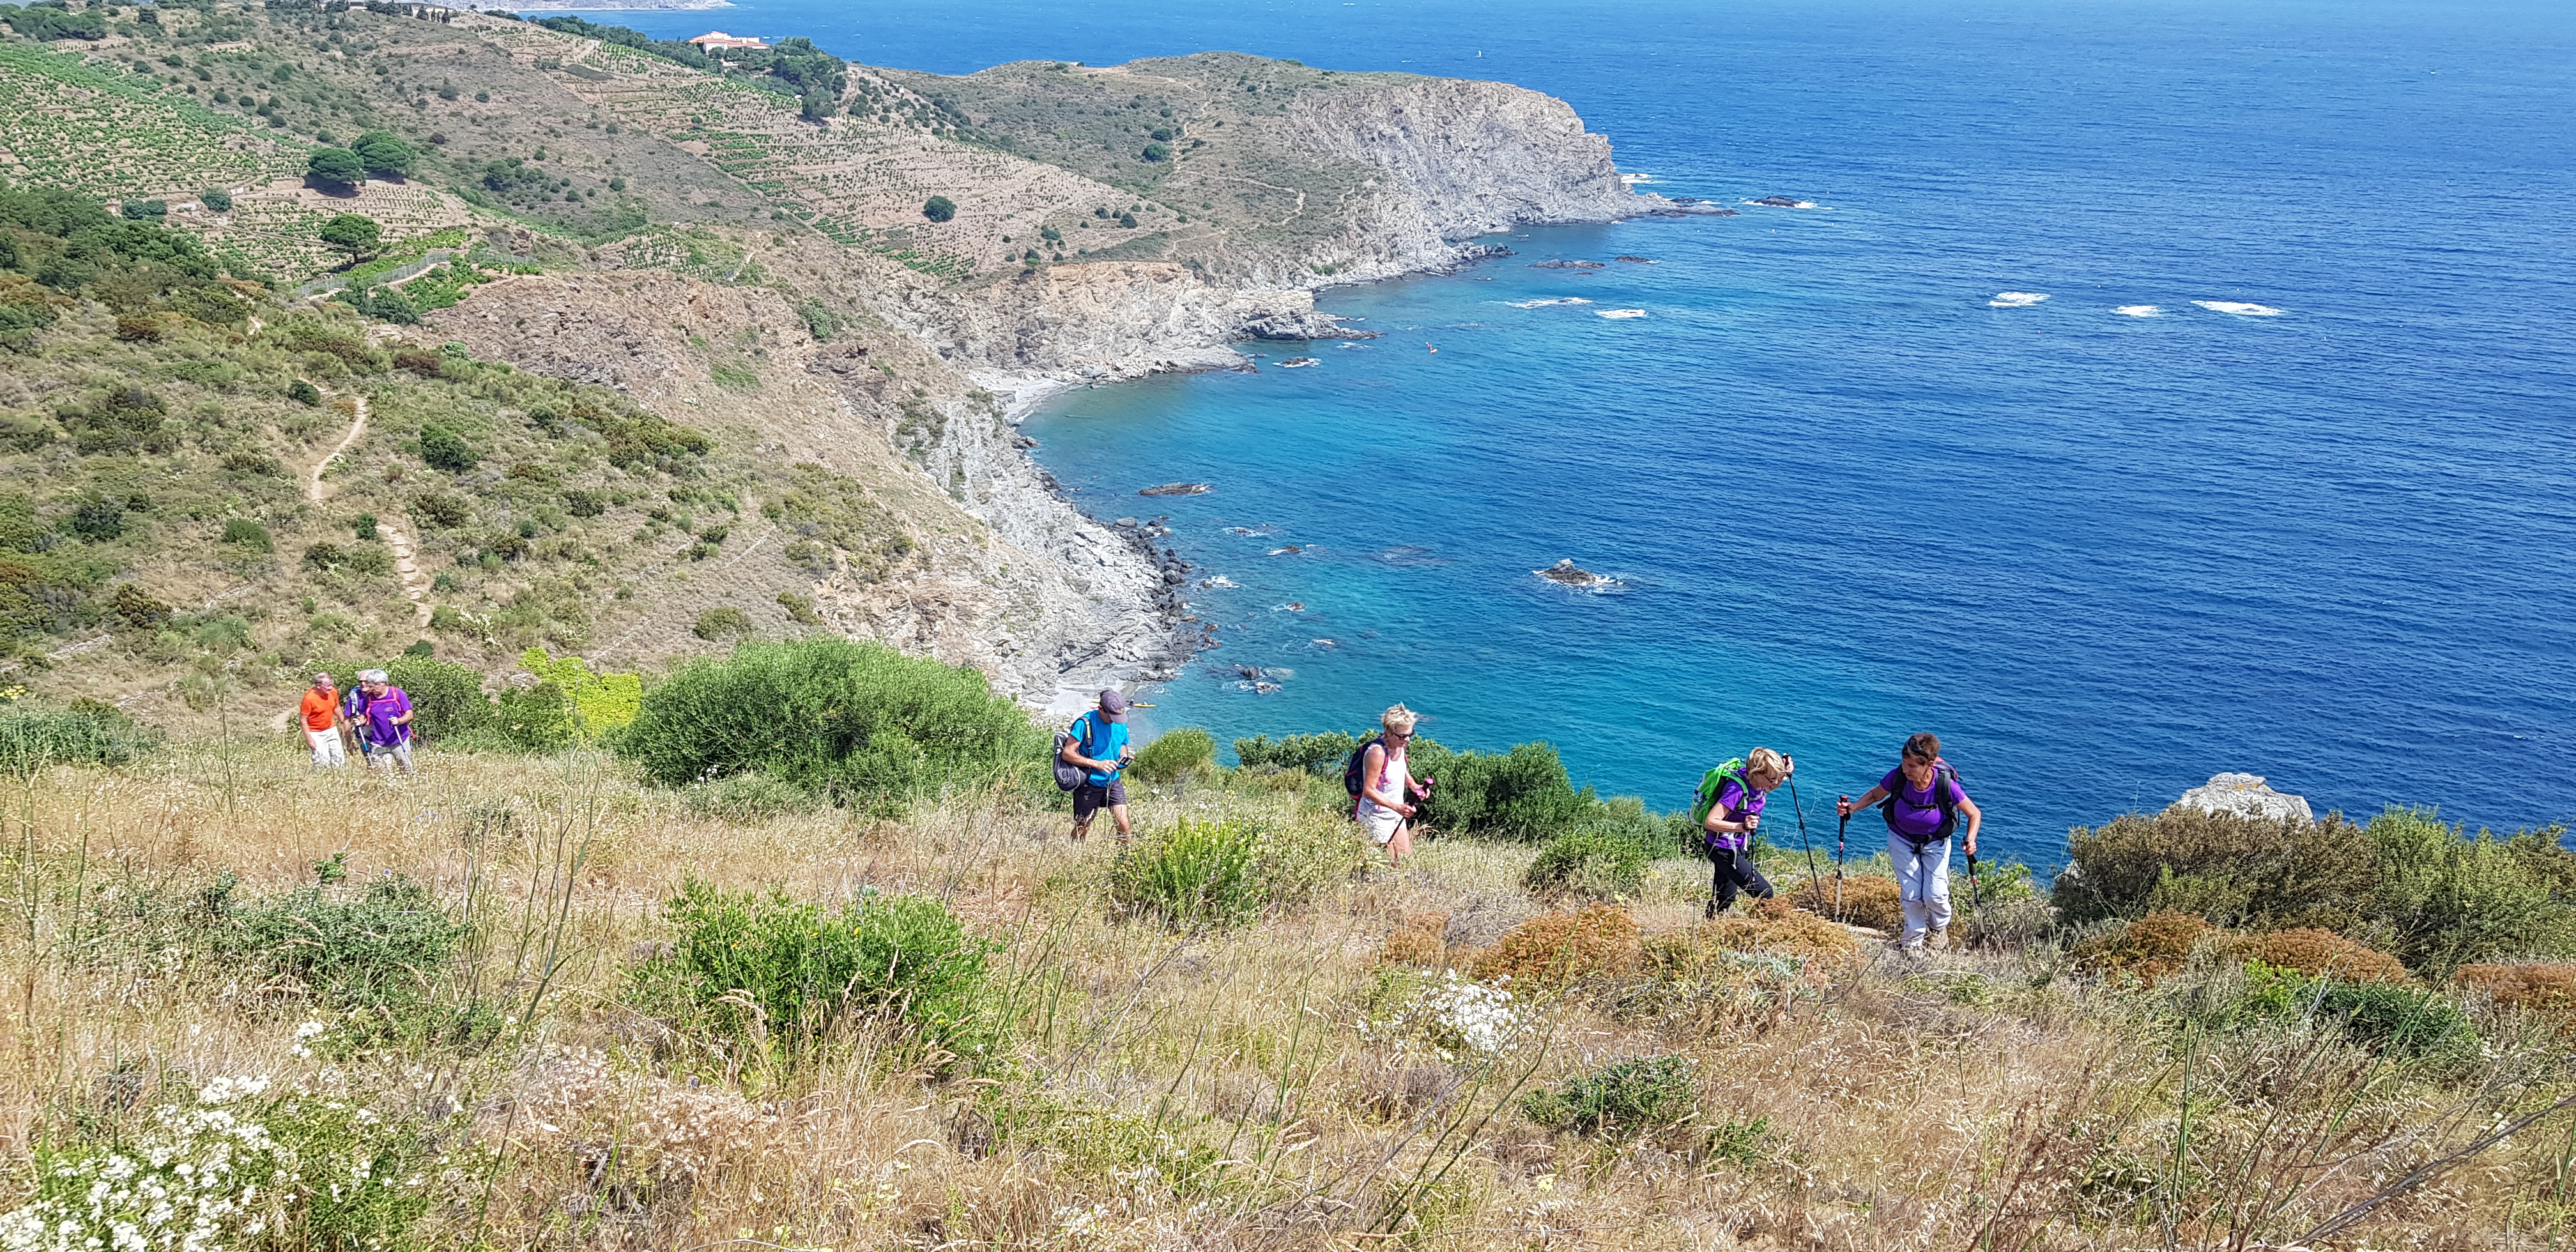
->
[[1889, 833, 1953, 948], [305, 729, 347, 768]]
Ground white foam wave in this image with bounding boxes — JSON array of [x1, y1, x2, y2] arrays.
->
[[2113, 305, 2161, 317], [1596, 309, 1648, 319], [1989, 292, 2049, 308], [2193, 300, 2285, 316], [1505, 296, 1597, 309]]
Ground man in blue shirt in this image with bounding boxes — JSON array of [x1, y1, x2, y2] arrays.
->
[[1060, 689, 1135, 841]]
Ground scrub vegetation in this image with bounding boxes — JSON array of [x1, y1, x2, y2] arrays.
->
[[0, 737, 2570, 1251], [3, 8, 2574, 1249]]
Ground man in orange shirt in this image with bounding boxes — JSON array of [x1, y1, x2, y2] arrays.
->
[[297, 673, 347, 768]]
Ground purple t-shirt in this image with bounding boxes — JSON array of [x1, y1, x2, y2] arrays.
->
[[1706, 779, 1768, 852], [1880, 767, 1966, 839], [358, 688, 413, 746]]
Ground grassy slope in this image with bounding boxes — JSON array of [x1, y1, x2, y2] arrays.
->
[[901, 54, 1419, 270], [0, 8, 1188, 720], [4, 743, 2564, 1249], [0, 296, 947, 726]]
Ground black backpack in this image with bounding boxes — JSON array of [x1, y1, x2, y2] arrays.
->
[[1051, 714, 1096, 792], [1342, 733, 1383, 799], [1882, 758, 1963, 848]]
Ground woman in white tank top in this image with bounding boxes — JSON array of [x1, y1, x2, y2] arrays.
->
[[1357, 704, 1430, 865]]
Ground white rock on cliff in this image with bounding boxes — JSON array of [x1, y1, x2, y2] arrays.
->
[[2170, 773, 2316, 826]]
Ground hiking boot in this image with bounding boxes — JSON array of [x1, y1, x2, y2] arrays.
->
[[1927, 928, 1951, 951], [1704, 899, 1718, 921]]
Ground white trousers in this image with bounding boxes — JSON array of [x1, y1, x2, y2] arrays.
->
[[1889, 833, 1953, 948], [305, 729, 347, 768]]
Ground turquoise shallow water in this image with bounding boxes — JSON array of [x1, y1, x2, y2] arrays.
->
[[565, 0, 2576, 866]]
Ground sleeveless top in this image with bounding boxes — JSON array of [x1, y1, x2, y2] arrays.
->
[[1359, 740, 1408, 817]]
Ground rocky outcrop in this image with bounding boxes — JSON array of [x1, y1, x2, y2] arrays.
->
[[2170, 773, 2317, 826], [1287, 78, 1660, 248], [909, 262, 1356, 374]]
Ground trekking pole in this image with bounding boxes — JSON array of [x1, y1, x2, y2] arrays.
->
[[1964, 846, 1986, 946], [1786, 772, 1821, 902], [1833, 797, 1850, 922]]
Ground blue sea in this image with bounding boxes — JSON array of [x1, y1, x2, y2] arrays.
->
[[567, 0, 2576, 866]]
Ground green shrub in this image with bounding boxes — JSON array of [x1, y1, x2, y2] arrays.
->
[[1130, 726, 1216, 783], [2319, 980, 2475, 1060], [386, 656, 492, 742], [1521, 1055, 1698, 1138], [493, 682, 574, 752], [1414, 740, 1593, 841], [1107, 812, 1364, 929], [218, 517, 271, 552], [213, 874, 470, 1017], [1524, 828, 1652, 901], [2058, 807, 2376, 932], [1232, 729, 1354, 773], [633, 880, 996, 1057], [922, 195, 956, 222], [0, 699, 157, 775], [417, 422, 475, 473], [614, 637, 1041, 811], [1110, 815, 1263, 929], [198, 188, 232, 213], [2364, 807, 2576, 977], [693, 606, 753, 641]]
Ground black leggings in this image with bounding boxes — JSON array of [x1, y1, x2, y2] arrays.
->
[[1708, 846, 1775, 915]]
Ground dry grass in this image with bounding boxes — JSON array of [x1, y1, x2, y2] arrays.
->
[[0, 741, 2568, 1251], [1791, 873, 1903, 933]]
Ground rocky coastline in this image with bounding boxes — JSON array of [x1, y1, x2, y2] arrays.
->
[[958, 136, 1667, 710]]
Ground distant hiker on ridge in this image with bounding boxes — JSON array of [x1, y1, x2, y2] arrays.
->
[[1838, 733, 1981, 953], [1691, 747, 1791, 919], [1060, 689, 1136, 841], [1353, 703, 1432, 867]]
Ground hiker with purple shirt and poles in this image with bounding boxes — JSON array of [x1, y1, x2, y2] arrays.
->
[[1694, 748, 1792, 919], [349, 669, 417, 774], [1839, 732, 1981, 953]]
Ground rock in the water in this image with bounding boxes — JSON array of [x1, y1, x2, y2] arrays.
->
[[2170, 773, 2315, 826], [1536, 558, 1607, 587], [1751, 195, 1803, 207], [1530, 259, 1607, 270], [1613, 255, 1656, 263], [1138, 482, 1211, 496]]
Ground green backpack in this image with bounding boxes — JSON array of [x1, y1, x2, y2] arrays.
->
[[1689, 758, 1751, 830]]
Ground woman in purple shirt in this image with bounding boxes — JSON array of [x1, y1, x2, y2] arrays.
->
[[1837, 732, 1982, 953], [1700, 747, 1792, 919]]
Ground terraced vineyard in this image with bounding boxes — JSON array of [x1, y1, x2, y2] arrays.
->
[[0, 43, 301, 199], [201, 175, 479, 277]]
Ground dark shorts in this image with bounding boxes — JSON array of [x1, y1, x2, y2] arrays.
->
[[1073, 779, 1128, 822]]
